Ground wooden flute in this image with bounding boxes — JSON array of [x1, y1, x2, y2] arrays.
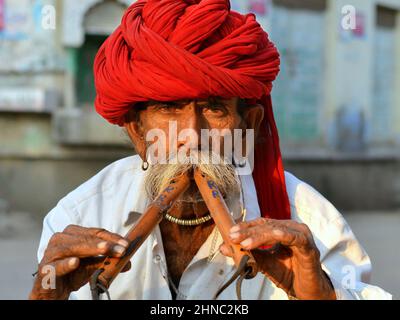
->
[[193, 168, 258, 279], [91, 167, 258, 297], [92, 171, 191, 293]]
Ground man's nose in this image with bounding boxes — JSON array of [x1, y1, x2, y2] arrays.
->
[[177, 102, 206, 149]]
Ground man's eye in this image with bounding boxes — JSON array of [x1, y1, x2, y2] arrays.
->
[[156, 104, 180, 113], [202, 105, 226, 116]]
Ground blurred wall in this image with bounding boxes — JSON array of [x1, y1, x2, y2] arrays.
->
[[0, 0, 399, 218]]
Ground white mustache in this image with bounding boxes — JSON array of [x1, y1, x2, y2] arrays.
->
[[144, 150, 240, 203]]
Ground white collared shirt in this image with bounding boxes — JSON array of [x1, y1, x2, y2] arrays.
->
[[37, 155, 392, 300]]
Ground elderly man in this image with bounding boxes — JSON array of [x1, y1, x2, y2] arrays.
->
[[30, 0, 390, 300]]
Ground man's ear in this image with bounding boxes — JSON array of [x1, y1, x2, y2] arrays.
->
[[240, 104, 264, 139], [123, 111, 147, 160]]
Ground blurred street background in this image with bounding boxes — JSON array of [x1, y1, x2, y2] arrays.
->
[[0, 0, 399, 299]]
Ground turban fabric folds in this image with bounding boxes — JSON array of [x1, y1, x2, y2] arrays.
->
[[94, 0, 291, 221]]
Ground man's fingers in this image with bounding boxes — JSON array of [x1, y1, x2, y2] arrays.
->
[[231, 219, 317, 255], [230, 218, 268, 233], [89, 228, 129, 248], [230, 218, 302, 235], [63, 225, 129, 248], [46, 233, 127, 260], [80, 239, 127, 258], [229, 224, 309, 250], [40, 257, 80, 277]]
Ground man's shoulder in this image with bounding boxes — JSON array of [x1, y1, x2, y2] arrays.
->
[[284, 171, 344, 224], [59, 155, 143, 210]]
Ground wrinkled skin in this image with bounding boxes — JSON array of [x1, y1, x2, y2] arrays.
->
[[29, 97, 335, 300], [220, 218, 336, 299], [29, 225, 131, 300]]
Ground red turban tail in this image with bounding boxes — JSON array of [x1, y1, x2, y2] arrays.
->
[[94, 0, 291, 221]]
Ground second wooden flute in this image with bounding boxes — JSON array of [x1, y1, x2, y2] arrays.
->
[[193, 168, 258, 279]]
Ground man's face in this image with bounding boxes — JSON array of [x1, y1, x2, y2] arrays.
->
[[136, 97, 243, 160], [124, 96, 263, 202]]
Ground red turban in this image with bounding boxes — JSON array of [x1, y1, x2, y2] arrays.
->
[[94, 0, 291, 221]]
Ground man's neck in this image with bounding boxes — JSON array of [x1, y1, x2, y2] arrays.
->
[[159, 203, 215, 298]]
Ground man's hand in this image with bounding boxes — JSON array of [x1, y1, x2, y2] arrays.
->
[[219, 218, 337, 300], [29, 225, 131, 300]]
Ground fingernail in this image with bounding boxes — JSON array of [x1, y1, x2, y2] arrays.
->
[[68, 257, 79, 267], [230, 225, 240, 233], [118, 239, 129, 247], [240, 239, 252, 247], [97, 241, 108, 249], [113, 245, 126, 255], [230, 232, 240, 239]]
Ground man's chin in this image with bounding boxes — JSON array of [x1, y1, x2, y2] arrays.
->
[[177, 181, 228, 204], [176, 198, 204, 204], [177, 183, 204, 203]]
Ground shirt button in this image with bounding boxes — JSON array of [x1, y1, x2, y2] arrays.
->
[[218, 269, 224, 275], [153, 254, 161, 263]]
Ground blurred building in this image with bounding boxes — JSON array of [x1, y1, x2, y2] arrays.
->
[[0, 0, 399, 218]]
